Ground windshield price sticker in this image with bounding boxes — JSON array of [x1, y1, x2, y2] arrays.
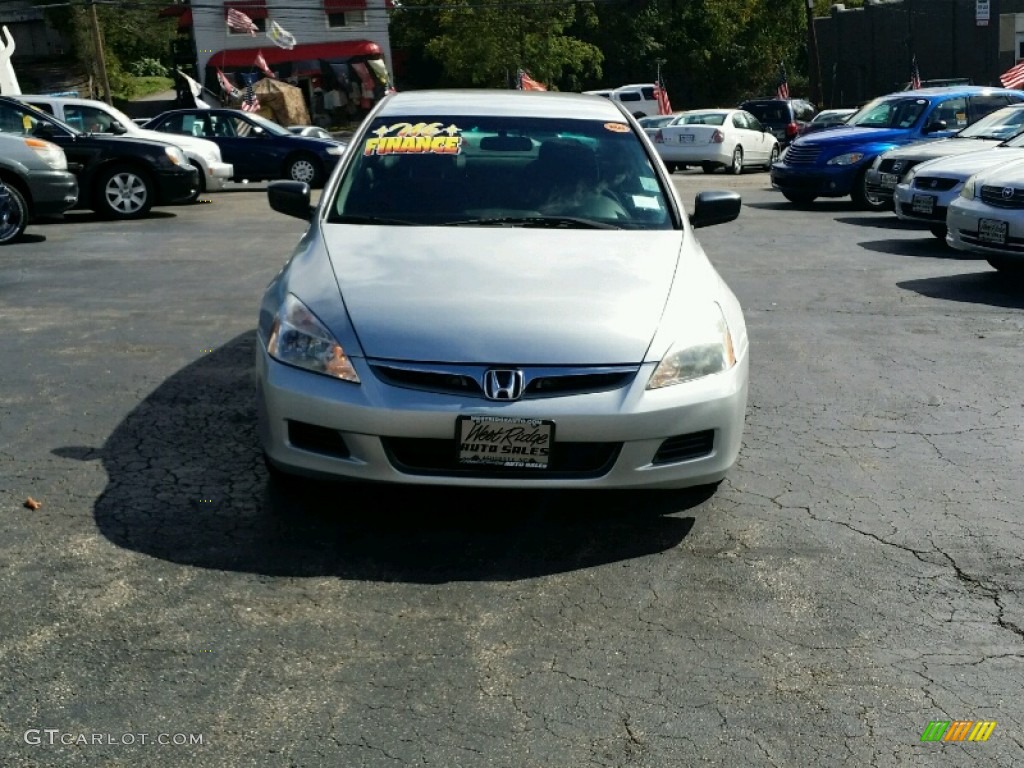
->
[[364, 122, 463, 156], [457, 415, 554, 468]]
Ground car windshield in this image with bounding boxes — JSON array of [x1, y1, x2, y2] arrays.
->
[[675, 113, 726, 126], [0, 99, 80, 137], [845, 97, 929, 128], [328, 115, 674, 229], [958, 106, 1024, 141]]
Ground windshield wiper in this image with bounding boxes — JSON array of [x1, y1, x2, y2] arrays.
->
[[331, 214, 415, 225], [445, 215, 620, 230]]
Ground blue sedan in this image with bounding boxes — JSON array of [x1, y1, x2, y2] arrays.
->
[[145, 108, 347, 187]]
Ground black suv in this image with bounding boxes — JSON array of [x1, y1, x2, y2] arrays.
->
[[738, 98, 817, 147], [0, 96, 198, 219]]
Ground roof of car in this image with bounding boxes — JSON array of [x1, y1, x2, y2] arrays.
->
[[376, 90, 627, 121], [894, 85, 1022, 97]]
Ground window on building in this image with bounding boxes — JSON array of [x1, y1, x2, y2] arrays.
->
[[327, 10, 365, 26]]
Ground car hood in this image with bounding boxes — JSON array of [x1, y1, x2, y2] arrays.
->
[[967, 154, 1024, 186], [912, 146, 1024, 177], [322, 226, 683, 365], [796, 126, 916, 148], [885, 137, 1002, 161]]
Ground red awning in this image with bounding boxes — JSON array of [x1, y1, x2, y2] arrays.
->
[[177, 9, 192, 30], [324, 0, 367, 11], [224, 0, 267, 20], [206, 40, 382, 69]]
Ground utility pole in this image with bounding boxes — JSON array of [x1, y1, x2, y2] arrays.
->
[[88, 0, 112, 104], [805, 0, 822, 107]]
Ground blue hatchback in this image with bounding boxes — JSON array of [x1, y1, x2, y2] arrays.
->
[[770, 86, 1024, 210], [145, 108, 347, 188]]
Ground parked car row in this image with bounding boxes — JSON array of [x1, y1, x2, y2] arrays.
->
[[767, 85, 1024, 273], [0, 95, 347, 244]]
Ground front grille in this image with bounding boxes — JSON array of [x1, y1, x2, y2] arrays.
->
[[913, 176, 958, 192], [781, 144, 822, 165], [897, 202, 947, 221], [287, 420, 350, 458], [382, 437, 621, 479], [878, 158, 919, 176], [370, 362, 638, 400], [980, 185, 1024, 209], [652, 430, 715, 465]]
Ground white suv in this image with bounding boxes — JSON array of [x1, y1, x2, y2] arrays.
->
[[17, 95, 233, 201], [583, 84, 660, 117]]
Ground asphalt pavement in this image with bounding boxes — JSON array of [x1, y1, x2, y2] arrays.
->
[[1, 172, 1022, 766]]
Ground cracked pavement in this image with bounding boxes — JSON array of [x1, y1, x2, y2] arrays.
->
[[0, 176, 1021, 766]]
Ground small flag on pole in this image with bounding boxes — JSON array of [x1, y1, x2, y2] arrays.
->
[[242, 82, 260, 113], [516, 69, 547, 91], [654, 74, 673, 115], [1000, 59, 1024, 89], [226, 7, 258, 35], [776, 61, 790, 100], [255, 51, 275, 79], [910, 54, 922, 90], [216, 68, 240, 99], [268, 20, 297, 50]]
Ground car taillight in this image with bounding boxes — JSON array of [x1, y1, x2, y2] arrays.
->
[[786, 122, 799, 138], [654, 129, 664, 144], [711, 129, 724, 143]]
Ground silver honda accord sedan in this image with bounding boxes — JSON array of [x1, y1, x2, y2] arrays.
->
[[256, 89, 749, 489]]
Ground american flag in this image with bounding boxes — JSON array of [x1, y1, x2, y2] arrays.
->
[[910, 55, 922, 90], [516, 69, 547, 91], [654, 76, 672, 115], [254, 52, 275, 80], [226, 7, 258, 35], [216, 68, 240, 99], [776, 61, 790, 100], [1001, 59, 1024, 89], [241, 81, 260, 113]]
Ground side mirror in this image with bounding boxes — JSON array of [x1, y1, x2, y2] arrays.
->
[[110, 121, 128, 135], [33, 122, 55, 138], [926, 119, 948, 133], [690, 190, 741, 229], [267, 180, 313, 220]]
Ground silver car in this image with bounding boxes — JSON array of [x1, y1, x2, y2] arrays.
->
[[256, 90, 749, 489]]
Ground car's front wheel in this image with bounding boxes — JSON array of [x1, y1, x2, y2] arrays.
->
[[767, 145, 780, 168], [0, 183, 29, 245], [930, 225, 947, 240], [852, 167, 890, 212], [285, 154, 324, 187], [96, 164, 154, 219], [729, 146, 744, 175], [782, 191, 817, 205]]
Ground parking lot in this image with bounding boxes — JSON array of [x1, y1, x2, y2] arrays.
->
[[2, 172, 1023, 766]]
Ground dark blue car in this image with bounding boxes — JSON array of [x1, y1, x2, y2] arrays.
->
[[770, 86, 1024, 210], [145, 108, 347, 188]]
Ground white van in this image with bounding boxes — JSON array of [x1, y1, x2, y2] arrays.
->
[[17, 95, 233, 200], [583, 84, 659, 117]]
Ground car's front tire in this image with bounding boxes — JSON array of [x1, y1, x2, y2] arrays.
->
[[930, 224, 947, 240], [987, 257, 1024, 274], [95, 164, 154, 219], [852, 167, 890, 212], [782, 191, 817, 205], [766, 145, 780, 168], [0, 183, 29, 245], [285, 154, 324, 187]]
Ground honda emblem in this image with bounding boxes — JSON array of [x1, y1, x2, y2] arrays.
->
[[483, 369, 525, 401]]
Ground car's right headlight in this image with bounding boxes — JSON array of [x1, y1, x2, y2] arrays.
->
[[826, 152, 865, 166], [647, 303, 736, 389], [266, 293, 360, 382], [25, 138, 67, 170], [960, 175, 978, 200]]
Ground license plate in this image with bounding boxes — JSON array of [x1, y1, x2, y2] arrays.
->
[[911, 194, 935, 214], [678, 134, 694, 143], [880, 173, 899, 187], [979, 218, 1008, 244], [456, 416, 554, 469]]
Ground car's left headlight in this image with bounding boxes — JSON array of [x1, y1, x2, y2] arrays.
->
[[647, 303, 736, 389], [902, 165, 919, 184], [326, 144, 347, 156], [164, 145, 188, 166], [267, 293, 360, 382], [960, 174, 978, 200], [827, 152, 865, 166]]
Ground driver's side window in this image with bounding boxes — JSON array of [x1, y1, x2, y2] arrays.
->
[[0, 104, 36, 136]]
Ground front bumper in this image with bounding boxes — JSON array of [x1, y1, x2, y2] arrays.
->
[[256, 346, 749, 490], [893, 180, 960, 224], [770, 162, 859, 198], [202, 160, 234, 192], [26, 169, 79, 217], [863, 167, 902, 200], [947, 197, 1024, 262], [155, 164, 200, 205]]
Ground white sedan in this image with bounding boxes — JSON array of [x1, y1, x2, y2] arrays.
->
[[652, 108, 780, 174], [947, 157, 1024, 273]]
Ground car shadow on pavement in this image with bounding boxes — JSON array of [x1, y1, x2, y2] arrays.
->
[[46, 210, 177, 225], [835, 215, 927, 230], [57, 331, 706, 583], [897, 271, 1024, 309], [857, 237, 980, 260], [743, 200, 863, 212]]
